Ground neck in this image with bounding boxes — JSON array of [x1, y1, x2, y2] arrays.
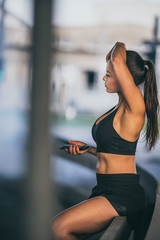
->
[[117, 93, 124, 107]]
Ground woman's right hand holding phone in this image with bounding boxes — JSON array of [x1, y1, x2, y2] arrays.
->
[[65, 140, 89, 155]]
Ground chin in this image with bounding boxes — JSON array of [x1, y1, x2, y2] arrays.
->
[[106, 88, 115, 93], [106, 88, 110, 92]]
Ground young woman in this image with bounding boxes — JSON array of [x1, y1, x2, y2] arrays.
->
[[52, 42, 159, 240]]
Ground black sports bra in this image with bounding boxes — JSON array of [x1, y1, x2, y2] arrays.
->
[[92, 106, 139, 155]]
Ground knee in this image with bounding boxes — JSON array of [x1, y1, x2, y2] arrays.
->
[[51, 216, 69, 240]]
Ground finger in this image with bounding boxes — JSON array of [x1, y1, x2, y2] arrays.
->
[[76, 146, 88, 155], [106, 51, 112, 62], [65, 148, 68, 153], [80, 149, 88, 154], [69, 145, 75, 155], [106, 55, 110, 62], [69, 145, 73, 155], [68, 140, 77, 145], [106, 45, 114, 60], [76, 145, 80, 154], [69, 140, 84, 146], [72, 145, 77, 155]]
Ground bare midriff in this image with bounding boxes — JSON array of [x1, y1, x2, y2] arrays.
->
[[96, 152, 137, 174]]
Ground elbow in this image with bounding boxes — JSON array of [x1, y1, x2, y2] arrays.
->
[[110, 55, 125, 67], [110, 56, 126, 72]]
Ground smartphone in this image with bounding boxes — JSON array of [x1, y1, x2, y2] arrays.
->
[[59, 144, 89, 150]]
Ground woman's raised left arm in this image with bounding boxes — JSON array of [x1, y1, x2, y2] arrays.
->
[[109, 42, 145, 114]]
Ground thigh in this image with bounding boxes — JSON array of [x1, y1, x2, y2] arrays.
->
[[53, 196, 119, 236]]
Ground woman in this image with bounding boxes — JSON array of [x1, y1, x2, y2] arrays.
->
[[52, 42, 159, 240]]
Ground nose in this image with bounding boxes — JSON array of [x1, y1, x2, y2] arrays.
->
[[103, 75, 107, 81]]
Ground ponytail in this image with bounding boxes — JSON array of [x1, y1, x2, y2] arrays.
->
[[144, 60, 159, 150]]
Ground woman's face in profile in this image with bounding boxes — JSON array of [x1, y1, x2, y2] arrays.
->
[[103, 60, 120, 93]]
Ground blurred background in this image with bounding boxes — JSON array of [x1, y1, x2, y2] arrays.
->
[[0, 0, 160, 239]]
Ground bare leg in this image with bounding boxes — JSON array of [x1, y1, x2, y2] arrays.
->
[[51, 196, 119, 240]]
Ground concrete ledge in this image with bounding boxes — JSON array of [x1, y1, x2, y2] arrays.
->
[[100, 217, 132, 240]]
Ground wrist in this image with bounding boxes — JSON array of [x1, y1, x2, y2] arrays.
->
[[88, 146, 92, 152], [88, 146, 97, 155]]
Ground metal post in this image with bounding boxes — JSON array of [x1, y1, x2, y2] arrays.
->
[[0, 0, 5, 81], [27, 1, 53, 240], [0, 0, 5, 49]]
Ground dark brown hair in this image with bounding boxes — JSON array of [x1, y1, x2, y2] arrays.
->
[[126, 50, 159, 150]]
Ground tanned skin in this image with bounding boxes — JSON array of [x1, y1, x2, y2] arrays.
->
[[52, 42, 145, 240]]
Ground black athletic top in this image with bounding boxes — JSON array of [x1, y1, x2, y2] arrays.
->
[[92, 106, 139, 155]]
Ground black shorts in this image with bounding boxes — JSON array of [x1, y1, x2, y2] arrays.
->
[[88, 173, 146, 225]]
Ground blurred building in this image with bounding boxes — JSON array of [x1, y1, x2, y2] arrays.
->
[[0, 0, 32, 112], [1, 1, 160, 117], [51, 0, 160, 116], [0, 0, 33, 177]]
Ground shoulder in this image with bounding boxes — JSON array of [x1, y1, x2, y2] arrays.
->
[[117, 100, 145, 140], [123, 101, 145, 133], [113, 108, 144, 142], [125, 89, 146, 115]]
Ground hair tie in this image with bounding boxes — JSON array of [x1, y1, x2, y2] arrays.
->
[[144, 60, 149, 70]]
